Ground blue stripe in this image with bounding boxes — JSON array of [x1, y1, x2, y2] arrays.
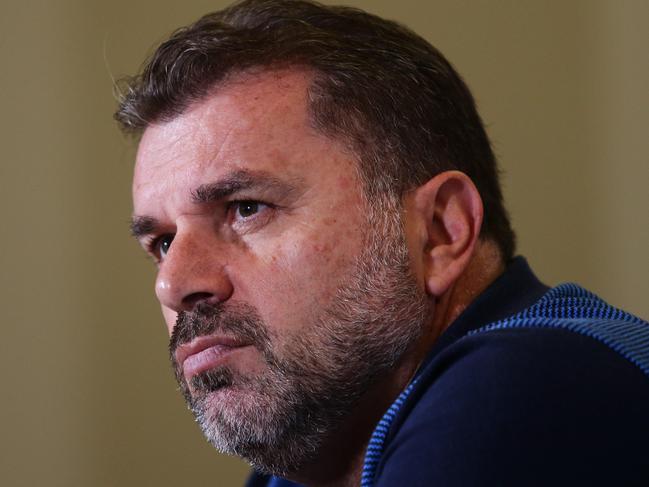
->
[[360, 380, 418, 487], [467, 283, 649, 377]]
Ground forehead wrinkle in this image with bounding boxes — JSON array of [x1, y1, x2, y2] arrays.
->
[[139, 102, 236, 175], [196, 120, 236, 172]]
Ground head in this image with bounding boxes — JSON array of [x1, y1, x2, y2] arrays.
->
[[120, 0, 514, 478]]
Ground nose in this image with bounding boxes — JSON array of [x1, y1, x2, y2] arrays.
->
[[155, 229, 234, 314]]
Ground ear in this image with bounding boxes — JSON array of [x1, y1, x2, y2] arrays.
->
[[410, 171, 483, 297]]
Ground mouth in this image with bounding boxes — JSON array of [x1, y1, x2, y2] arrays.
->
[[175, 335, 252, 382]]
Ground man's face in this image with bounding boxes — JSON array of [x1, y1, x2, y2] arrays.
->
[[132, 70, 428, 474]]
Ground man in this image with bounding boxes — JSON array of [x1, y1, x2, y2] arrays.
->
[[117, 1, 649, 485]]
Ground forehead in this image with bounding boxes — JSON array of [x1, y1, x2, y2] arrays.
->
[[132, 69, 358, 209]]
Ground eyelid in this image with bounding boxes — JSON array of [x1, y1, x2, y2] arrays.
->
[[141, 235, 157, 254]]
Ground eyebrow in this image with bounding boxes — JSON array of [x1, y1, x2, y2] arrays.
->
[[191, 169, 298, 204], [130, 169, 300, 239], [130, 215, 159, 239]]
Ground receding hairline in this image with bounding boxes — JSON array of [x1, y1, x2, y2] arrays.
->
[[131, 63, 323, 134]]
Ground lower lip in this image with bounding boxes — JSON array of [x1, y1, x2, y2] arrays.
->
[[182, 344, 249, 381]]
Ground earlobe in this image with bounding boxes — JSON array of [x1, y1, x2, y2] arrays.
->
[[412, 171, 484, 297]]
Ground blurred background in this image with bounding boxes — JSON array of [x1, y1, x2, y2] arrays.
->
[[1, 0, 647, 485]]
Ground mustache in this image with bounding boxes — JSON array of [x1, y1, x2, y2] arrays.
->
[[169, 302, 272, 360]]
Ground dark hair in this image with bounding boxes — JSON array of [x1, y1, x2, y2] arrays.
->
[[115, 0, 516, 260]]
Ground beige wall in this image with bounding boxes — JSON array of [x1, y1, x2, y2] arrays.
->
[[1, 1, 647, 485]]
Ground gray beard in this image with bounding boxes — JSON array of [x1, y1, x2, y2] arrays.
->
[[169, 202, 429, 476]]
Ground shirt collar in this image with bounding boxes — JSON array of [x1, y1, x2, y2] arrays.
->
[[419, 256, 549, 370]]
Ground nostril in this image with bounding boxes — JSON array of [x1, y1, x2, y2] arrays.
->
[[182, 292, 215, 310]]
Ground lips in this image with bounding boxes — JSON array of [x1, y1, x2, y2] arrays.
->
[[175, 335, 250, 381]]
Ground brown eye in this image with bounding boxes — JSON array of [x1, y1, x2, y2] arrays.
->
[[157, 234, 174, 258], [236, 201, 260, 218], [232, 200, 268, 221]]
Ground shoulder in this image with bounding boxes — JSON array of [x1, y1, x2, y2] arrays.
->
[[375, 322, 649, 486]]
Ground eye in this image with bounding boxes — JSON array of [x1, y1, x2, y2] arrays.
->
[[152, 234, 174, 260], [231, 200, 267, 221]]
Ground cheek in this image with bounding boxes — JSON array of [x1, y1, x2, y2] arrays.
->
[[235, 225, 363, 327]]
